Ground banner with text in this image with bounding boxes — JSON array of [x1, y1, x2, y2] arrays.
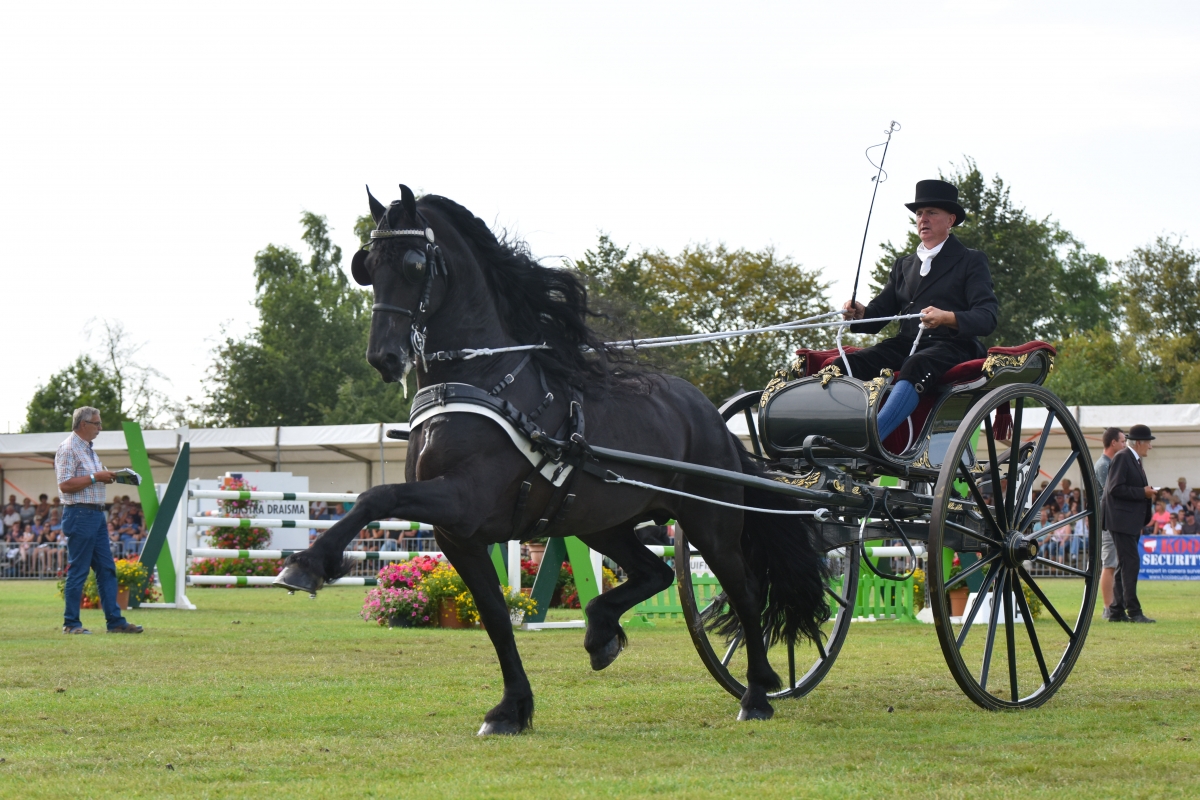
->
[[1139, 535, 1200, 580]]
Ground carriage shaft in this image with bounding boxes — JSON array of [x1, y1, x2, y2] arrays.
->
[[588, 445, 870, 510]]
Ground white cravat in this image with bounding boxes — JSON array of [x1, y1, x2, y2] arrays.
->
[[915, 237, 948, 277]]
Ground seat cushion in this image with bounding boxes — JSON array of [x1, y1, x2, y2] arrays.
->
[[793, 347, 861, 377]]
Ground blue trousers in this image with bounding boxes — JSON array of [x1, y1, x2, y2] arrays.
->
[[62, 507, 127, 630]]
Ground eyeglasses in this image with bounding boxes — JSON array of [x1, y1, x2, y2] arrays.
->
[[84, 419, 103, 428]]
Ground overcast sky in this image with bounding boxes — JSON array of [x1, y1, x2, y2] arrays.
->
[[1, 1, 1197, 432]]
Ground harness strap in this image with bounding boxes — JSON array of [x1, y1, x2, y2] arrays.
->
[[489, 352, 534, 396]]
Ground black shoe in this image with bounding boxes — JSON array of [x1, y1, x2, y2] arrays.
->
[[107, 623, 144, 634], [63, 626, 92, 634], [1107, 612, 1131, 622], [1128, 613, 1156, 624]]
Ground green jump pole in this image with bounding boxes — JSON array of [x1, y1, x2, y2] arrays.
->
[[139, 443, 190, 605], [122, 422, 163, 608]]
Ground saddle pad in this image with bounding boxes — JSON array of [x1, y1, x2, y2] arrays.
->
[[409, 402, 574, 487]]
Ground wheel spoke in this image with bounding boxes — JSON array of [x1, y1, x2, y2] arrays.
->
[[1033, 557, 1091, 578], [983, 416, 1008, 530], [1017, 411, 1055, 520], [1031, 508, 1092, 540], [1003, 570, 1019, 702], [1013, 571, 1052, 686], [979, 567, 1006, 691], [944, 519, 1004, 549], [1018, 566, 1076, 640], [946, 551, 1000, 590], [789, 639, 798, 685], [825, 584, 850, 608], [956, 561, 1001, 647], [1004, 399, 1024, 528], [721, 631, 743, 667], [958, 462, 1004, 539], [1020, 452, 1079, 530]]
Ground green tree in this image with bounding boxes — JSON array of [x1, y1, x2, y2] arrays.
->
[[575, 236, 831, 403], [1118, 235, 1200, 402], [871, 160, 1115, 346], [205, 212, 410, 426], [1044, 329, 1156, 406], [23, 355, 125, 433]]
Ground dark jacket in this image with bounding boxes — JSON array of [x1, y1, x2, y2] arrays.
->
[[1102, 447, 1152, 535], [852, 234, 999, 358]]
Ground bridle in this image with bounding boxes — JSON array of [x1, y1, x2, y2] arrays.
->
[[359, 218, 446, 374], [359, 215, 549, 379]]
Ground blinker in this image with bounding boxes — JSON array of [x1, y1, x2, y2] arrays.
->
[[351, 248, 371, 286], [402, 249, 427, 283]]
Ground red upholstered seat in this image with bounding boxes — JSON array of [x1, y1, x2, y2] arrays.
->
[[790, 341, 1056, 454]]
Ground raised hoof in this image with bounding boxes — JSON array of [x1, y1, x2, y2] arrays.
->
[[589, 635, 623, 671], [477, 720, 523, 736], [737, 705, 775, 722], [273, 565, 324, 595]]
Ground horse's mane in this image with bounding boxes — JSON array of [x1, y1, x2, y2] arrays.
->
[[420, 195, 640, 395]]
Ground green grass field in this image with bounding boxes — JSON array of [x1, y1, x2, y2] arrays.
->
[[1, 579, 1197, 799]]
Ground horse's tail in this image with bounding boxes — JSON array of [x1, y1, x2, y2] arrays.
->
[[704, 447, 831, 647]]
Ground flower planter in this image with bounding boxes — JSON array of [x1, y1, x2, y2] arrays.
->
[[117, 588, 130, 610], [388, 614, 414, 628], [509, 609, 525, 626], [948, 587, 969, 617], [438, 599, 468, 629], [527, 542, 547, 566]]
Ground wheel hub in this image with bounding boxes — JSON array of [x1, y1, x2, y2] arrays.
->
[[1003, 531, 1038, 568]]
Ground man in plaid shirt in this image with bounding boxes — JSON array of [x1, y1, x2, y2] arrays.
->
[[57, 406, 142, 634]]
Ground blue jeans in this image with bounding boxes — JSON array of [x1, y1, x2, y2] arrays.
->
[[62, 507, 127, 630]]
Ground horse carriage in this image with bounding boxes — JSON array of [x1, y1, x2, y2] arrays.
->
[[674, 341, 1099, 710], [278, 186, 1100, 732]]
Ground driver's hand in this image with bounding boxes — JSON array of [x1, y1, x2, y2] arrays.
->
[[842, 300, 866, 321], [96, 471, 117, 484]]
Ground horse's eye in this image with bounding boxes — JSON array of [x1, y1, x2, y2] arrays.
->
[[402, 249, 427, 283]]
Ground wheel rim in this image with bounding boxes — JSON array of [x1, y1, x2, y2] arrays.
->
[[676, 529, 859, 699], [929, 384, 1099, 709], [675, 392, 858, 700]]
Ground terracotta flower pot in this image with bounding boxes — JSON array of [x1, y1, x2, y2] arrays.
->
[[948, 587, 969, 617], [117, 588, 130, 610], [438, 599, 468, 629], [527, 542, 547, 566]]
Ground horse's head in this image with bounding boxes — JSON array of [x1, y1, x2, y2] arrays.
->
[[352, 184, 446, 384]]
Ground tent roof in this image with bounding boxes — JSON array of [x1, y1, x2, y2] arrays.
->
[[0, 422, 412, 470]]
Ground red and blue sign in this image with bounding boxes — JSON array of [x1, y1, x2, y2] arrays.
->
[[1139, 535, 1200, 580]]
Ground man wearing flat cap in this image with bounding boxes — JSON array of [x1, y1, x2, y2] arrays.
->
[[1102, 423, 1157, 623], [839, 179, 1000, 441]]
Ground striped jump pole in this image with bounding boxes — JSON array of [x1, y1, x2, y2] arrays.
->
[[189, 489, 362, 503], [187, 517, 433, 532], [188, 548, 445, 561], [829, 545, 927, 558], [187, 575, 378, 587]]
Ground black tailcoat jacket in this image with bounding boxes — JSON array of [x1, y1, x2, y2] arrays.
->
[[1102, 447, 1152, 535], [836, 234, 1000, 389]]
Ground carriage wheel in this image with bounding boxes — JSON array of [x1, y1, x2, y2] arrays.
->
[[673, 392, 859, 700], [928, 384, 1099, 710]]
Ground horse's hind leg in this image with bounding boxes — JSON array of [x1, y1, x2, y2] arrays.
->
[[576, 526, 676, 671], [435, 532, 533, 735], [676, 509, 781, 721]]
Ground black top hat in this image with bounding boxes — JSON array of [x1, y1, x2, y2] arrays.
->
[[905, 179, 967, 226], [1128, 424, 1156, 441]]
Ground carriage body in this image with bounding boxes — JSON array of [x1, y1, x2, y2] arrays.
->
[[676, 340, 1102, 710]]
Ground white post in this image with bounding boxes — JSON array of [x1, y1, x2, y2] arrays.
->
[[174, 482, 196, 609], [507, 540, 521, 594], [590, 547, 603, 591]]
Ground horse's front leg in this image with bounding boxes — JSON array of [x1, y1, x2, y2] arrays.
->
[[276, 478, 464, 594], [437, 532, 534, 736]]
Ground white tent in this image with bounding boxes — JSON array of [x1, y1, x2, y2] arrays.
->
[[0, 423, 411, 503]]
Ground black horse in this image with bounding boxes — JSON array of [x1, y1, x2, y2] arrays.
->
[[277, 186, 829, 733]]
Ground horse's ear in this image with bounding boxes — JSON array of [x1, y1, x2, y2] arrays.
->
[[399, 184, 417, 218], [351, 248, 371, 286], [367, 185, 386, 225]]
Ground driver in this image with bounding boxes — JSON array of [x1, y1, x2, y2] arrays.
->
[[836, 179, 999, 441]]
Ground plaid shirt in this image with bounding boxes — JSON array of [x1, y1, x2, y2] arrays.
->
[[55, 432, 107, 505]]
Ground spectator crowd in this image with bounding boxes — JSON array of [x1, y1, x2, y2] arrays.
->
[[2, 492, 147, 577]]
